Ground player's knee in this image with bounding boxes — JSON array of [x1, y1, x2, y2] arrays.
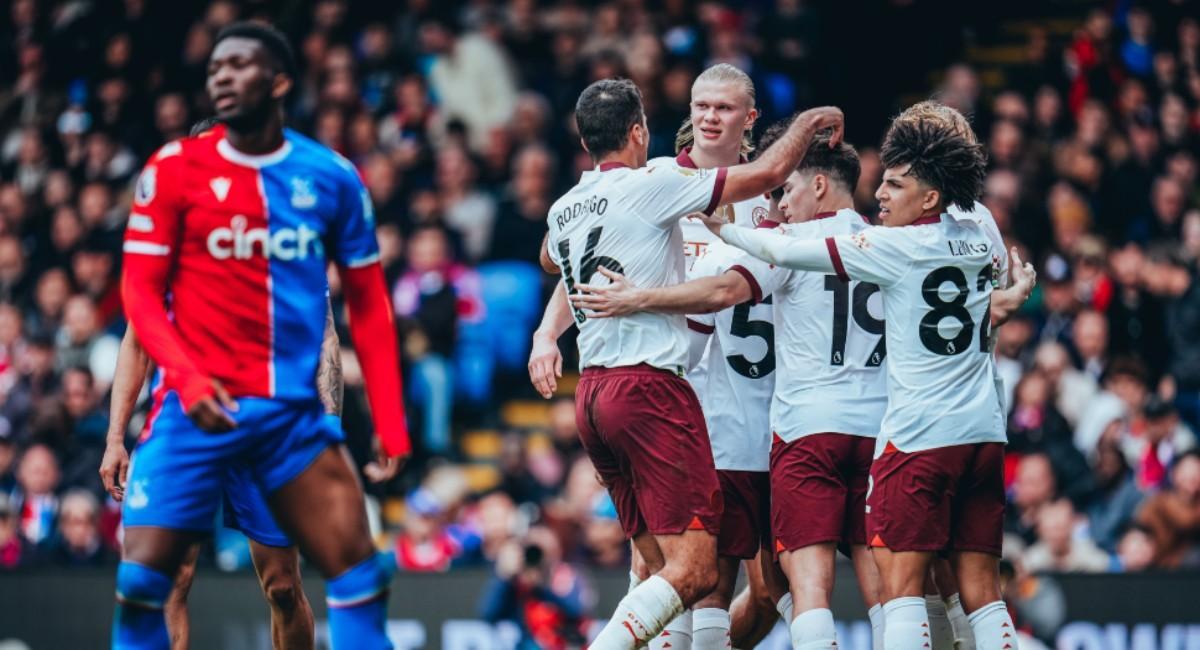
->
[[263, 581, 301, 614], [668, 560, 718, 604], [116, 561, 174, 610]]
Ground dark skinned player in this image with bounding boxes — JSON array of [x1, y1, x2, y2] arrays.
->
[[113, 22, 409, 650]]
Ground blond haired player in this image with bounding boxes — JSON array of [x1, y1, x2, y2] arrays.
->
[[529, 76, 842, 649]]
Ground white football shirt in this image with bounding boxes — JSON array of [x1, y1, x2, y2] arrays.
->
[[686, 238, 775, 471], [827, 213, 1007, 453], [740, 210, 888, 443], [547, 161, 726, 371], [647, 149, 770, 409], [649, 149, 771, 272], [950, 201, 1011, 414]]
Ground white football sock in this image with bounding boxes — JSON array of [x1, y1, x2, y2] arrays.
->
[[691, 607, 730, 650], [882, 597, 931, 650], [649, 609, 693, 650], [966, 601, 1017, 650], [630, 571, 644, 593], [789, 607, 838, 650], [926, 594, 953, 650], [868, 604, 885, 650], [776, 592, 795, 623], [592, 575, 685, 649], [946, 594, 975, 650]]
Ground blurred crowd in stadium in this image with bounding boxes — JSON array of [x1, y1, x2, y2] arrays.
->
[[0, 0, 1197, 617]]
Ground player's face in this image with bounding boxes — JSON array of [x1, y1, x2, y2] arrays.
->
[[875, 165, 939, 226], [777, 170, 816, 224], [206, 37, 289, 126], [689, 80, 756, 155]]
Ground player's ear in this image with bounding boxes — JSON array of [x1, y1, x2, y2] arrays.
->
[[271, 74, 293, 100], [921, 188, 941, 213], [579, 137, 590, 155], [744, 107, 758, 131], [813, 174, 827, 201], [630, 122, 646, 148]]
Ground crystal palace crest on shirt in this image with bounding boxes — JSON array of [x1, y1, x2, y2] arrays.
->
[[291, 176, 317, 209]]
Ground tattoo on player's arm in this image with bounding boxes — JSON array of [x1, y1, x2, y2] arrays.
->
[[317, 303, 344, 416]]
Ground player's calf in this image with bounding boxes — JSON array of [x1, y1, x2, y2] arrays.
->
[[780, 543, 838, 650], [163, 544, 200, 650], [591, 530, 717, 650], [951, 552, 1014, 650], [687, 555, 739, 650], [250, 541, 314, 650]]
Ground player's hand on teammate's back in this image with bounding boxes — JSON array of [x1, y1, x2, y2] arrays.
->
[[574, 267, 643, 318], [187, 380, 239, 432], [99, 444, 130, 501], [528, 332, 563, 399]]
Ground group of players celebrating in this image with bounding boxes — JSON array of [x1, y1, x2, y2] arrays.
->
[[531, 64, 1038, 650], [102, 14, 1036, 650]]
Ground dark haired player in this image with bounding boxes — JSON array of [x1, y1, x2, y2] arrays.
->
[[533, 77, 842, 648], [114, 22, 408, 650], [100, 120, 321, 650], [574, 125, 886, 650], [698, 115, 1020, 650]]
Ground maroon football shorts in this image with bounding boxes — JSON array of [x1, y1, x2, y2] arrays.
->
[[770, 432, 874, 552], [716, 469, 770, 559], [866, 441, 1005, 556], [575, 364, 723, 539]]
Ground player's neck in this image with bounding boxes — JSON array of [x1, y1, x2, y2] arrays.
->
[[800, 194, 855, 222], [595, 149, 639, 171], [224, 113, 287, 156], [688, 144, 740, 169]]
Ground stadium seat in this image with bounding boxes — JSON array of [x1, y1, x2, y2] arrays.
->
[[501, 400, 551, 428], [453, 261, 543, 404], [478, 261, 544, 372], [460, 429, 503, 461], [460, 464, 502, 493]]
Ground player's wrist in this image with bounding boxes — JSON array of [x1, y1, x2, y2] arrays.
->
[[177, 374, 216, 411]]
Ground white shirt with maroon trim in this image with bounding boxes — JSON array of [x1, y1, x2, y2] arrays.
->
[[825, 213, 1007, 454], [950, 200, 1012, 415], [547, 161, 726, 371], [649, 148, 771, 273], [735, 209, 888, 444], [646, 148, 770, 422], [685, 237, 775, 471]]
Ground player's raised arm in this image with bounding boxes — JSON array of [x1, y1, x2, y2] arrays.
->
[[121, 147, 224, 417], [718, 106, 844, 206], [573, 266, 755, 317], [331, 169, 411, 460]]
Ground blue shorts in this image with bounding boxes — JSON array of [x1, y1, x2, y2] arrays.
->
[[124, 392, 343, 544]]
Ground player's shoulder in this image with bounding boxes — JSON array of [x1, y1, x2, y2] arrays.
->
[[147, 128, 221, 168], [646, 155, 678, 169], [284, 129, 362, 184], [732, 193, 771, 227]]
